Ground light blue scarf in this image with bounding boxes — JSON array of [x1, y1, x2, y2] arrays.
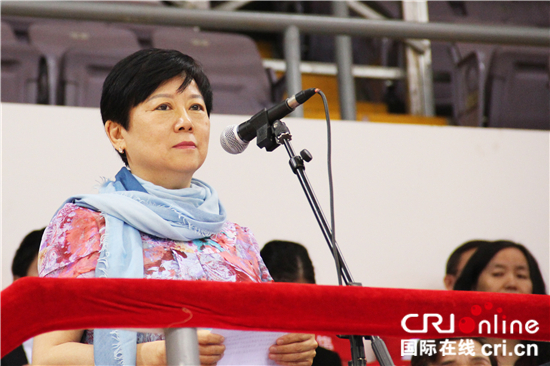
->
[[61, 167, 226, 365]]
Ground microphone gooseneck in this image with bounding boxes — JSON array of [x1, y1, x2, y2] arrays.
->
[[220, 88, 318, 154]]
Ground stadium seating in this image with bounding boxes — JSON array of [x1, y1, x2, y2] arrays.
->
[[1, 1, 548, 129], [428, 1, 550, 126], [485, 48, 550, 130], [28, 21, 140, 106], [152, 27, 272, 115], [451, 44, 550, 130], [60, 47, 141, 108], [1, 21, 46, 104]]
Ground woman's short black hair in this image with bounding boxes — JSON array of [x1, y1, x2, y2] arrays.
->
[[100, 48, 213, 165], [12, 228, 45, 278], [260, 240, 316, 284], [453, 240, 547, 295]]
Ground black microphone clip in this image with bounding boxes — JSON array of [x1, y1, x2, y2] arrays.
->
[[256, 117, 291, 152], [220, 88, 318, 154], [247, 88, 318, 152], [238, 108, 291, 152]]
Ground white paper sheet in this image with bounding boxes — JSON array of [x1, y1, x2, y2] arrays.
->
[[212, 329, 287, 366]]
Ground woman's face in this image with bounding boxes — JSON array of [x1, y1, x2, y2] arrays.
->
[[475, 248, 533, 294], [433, 340, 491, 366], [115, 77, 210, 189]]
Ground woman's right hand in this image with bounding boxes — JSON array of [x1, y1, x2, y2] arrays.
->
[[198, 329, 226, 365], [137, 331, 225, 366]]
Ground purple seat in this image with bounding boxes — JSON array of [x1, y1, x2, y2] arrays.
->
[[428, 1, 549, 118], [152, 27, 271, 115], [60, 48, 139, 108], [1, 22, 45, 104], [2, 22, 17, 43], [486, 48, 550, 130], [28, 21, 141, 106], [451, 44, 549, 129]]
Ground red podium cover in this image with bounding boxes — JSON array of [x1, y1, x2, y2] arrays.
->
[[2, 277, 549, 357]]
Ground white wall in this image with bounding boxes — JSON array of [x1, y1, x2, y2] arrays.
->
[[2, 103, 549, 292]]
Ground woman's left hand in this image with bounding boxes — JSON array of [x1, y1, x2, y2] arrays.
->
[[268, 333, 318, 366]]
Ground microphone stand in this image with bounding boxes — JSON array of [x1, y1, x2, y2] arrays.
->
[[251, 111, 394, 366]]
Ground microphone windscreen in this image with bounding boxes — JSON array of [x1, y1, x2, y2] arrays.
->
[[220, 125, 249, 154]]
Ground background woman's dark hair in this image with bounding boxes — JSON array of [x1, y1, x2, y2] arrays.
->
[[12, 228, 45, 278], [100, 48, 213, 166], [453, 240, 547, 295], [260, 240, 316, 284], [446, 240, 489, 276]]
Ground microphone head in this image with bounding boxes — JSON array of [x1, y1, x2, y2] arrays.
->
[[220, 124, 249, 154]]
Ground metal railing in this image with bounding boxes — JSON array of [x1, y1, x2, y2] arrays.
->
[[262, 59, 406, 80], [3, 1, 549, 119]]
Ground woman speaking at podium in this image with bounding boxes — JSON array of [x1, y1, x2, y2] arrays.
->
[[33, 48, 317, 366]]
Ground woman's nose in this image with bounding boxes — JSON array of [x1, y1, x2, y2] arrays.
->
[[174, 114, 193, 132], [503, 273, 518, 290]]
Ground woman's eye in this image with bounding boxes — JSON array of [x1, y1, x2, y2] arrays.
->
[[472, 360, 491, 366], [491, 272, 504, 277], [190, 103, 205, 111], [155, 104, 171, 111]]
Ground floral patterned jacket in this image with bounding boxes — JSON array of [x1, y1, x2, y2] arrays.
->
[[39, 202, 272, 343]]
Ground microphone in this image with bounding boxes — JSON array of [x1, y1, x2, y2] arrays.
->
[[220, 88, 318, 154]]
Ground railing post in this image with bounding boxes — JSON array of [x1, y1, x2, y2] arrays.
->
[[402, 0, 435, 116], [284, 25, 303, 117], [333, 1, 357, 121], [165, 327, 200, 366]]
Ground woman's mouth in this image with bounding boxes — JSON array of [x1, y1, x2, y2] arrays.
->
[[174, 141, 196, 149]]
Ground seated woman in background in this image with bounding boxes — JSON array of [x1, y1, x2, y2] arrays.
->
[[34, 48, 317, 366], [410, 338, 498, 366], [260, 240, 316, 284], [1, 228, 45, 366], [454, 240, 550, 366], [261, 240, 342, 366], [443, 240, 488, 290]]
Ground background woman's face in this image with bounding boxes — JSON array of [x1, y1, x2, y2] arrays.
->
[[475, 247, 533, 294], [121, 77, 210, 188], [433, 340, 491, 366]]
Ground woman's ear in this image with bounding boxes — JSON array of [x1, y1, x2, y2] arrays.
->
[[105, 120, 125, 153], [443, 274, 456, 290]]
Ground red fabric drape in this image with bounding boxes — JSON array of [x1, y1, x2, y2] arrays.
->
[[2, 277, 549, 357]]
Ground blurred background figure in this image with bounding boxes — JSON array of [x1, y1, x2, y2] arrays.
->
[[261, 240, 316, 284], [443, 240, 487, 290], [410, 338, 497, 366], [1, 228, 45, 366], [261, 240, 342, 366], [454, 240, 550, 366]]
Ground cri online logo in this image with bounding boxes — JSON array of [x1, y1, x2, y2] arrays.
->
[[401, 302, 539, 335]]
